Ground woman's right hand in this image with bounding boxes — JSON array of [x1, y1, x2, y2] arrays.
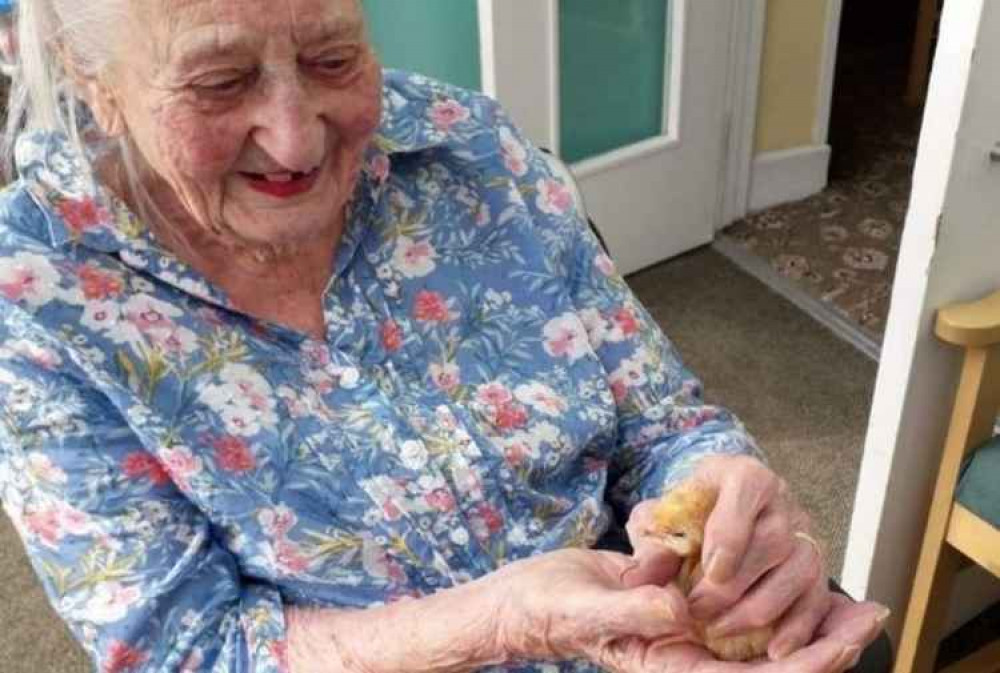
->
[[491, 548, 696, 664]]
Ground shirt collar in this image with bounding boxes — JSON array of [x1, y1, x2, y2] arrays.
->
[[9, 69, 462, 303]]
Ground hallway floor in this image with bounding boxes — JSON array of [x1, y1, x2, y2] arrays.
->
[[721, 42, 923, 347]]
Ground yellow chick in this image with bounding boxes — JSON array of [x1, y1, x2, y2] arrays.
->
[[645, 481, 774, 662]]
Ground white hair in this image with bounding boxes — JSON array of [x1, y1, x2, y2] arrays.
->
[[3, 0, 128, 180]]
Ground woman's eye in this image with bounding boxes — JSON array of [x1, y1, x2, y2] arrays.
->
[[192, 72, 254, 98], [308, 51, 359, 77]]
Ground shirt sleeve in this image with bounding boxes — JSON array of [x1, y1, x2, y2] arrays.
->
[[500, 114, 765, 513], [0, 321, 290, 672]]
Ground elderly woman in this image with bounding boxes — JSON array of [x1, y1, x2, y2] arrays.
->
[[0, 1, 886, 672]]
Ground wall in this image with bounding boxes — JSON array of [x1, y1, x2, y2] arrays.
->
[[754, 0, 829, 153], [747, 0, 837, 212]]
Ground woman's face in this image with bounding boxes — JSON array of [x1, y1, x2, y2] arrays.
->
[[107, 0, 382, 247]]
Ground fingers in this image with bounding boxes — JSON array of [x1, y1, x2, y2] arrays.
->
[[686, 639, 850, 673], [690, 504, 796, 620], [624, 500, 683, 588], [597, 582, 696, 641], [698, 457, 783, 585], [767, 574, 833, 660], [706, 532, 824, 640], [815, 596, 891, 655]]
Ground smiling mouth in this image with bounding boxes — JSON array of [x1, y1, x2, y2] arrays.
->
[[240, 168, 321, 198]]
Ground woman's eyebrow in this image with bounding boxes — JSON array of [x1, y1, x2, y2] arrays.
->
[[295, 16, 366, 46]]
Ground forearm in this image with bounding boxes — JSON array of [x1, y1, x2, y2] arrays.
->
[[286, 574, 510, 673]]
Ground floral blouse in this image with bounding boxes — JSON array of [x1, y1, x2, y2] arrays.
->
[[0, 71, 758, 672]]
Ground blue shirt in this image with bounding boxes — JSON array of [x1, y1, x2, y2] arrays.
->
[[0, 71, 758, 672]]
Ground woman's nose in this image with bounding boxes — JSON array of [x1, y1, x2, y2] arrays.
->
[[250, 76, 326, 173]]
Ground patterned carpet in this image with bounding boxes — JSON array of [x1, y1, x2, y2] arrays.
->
[[722, 43, 924, 344]]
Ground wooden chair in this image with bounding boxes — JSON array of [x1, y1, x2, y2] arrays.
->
[[894, 291, 1000, 673]]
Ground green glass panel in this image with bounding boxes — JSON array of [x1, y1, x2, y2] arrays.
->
[[560, 0, 671, 162], [362, 0, 481, 91]]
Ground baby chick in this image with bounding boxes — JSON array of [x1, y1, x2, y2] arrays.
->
[[645, 481, 774, 662]]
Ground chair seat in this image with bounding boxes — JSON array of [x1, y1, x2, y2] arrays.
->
[[957, 436, 1000, 529]]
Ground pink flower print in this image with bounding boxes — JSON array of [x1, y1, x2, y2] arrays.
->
[[413, 290, 454, 323], [422, 488, 453, 513], [58, 503, 94, 535], [612, 307, 640, 338], [380, 320, 403, 353], [103, 640, 148, 673], [493, 403, 528, 432], [382, 499, 403, 521], [429, 362, 461, 392], [514, 383, 568, 417], [159, 446, 201, 491], [213, 435, 257, 473], [122, 452, 171, 486], [259, 506, 299, 537], [57, 197, 108, 235], [610, 379, 628, 404], [594, 253, 616, 277], [542, 313, 590, 363], [474, 503, 504, 535], [536, 178, 574, 216], [122, 295, 178, 334], [275, 540, 310, 574], [430, 99, 471, 131], [392, 236, 437, 278], [504, 442, 530, 467], [78, 265, 124, 301], [500, 128, 529, 176], [370, 153, 391, 183], [0, 252, 60, 307], [23, 505, 62, 547], [14, 342, 63, 370], [476, 382, 513, 408]]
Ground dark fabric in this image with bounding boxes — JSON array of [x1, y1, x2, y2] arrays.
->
[[957, 436, 1000, 528]]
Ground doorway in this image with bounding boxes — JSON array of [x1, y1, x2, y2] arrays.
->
[[720, 0, 933, 359]]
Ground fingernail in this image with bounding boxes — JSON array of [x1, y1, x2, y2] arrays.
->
[[836, 646, 861, 671], [875, 607, 892, 626], [706, 617, 738, 640], [706, 550, 736, 583], [768, 639, 796, 661]]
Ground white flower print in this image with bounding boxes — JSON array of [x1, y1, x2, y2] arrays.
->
[[158, 446, 203, 491], [392, 235, 438, 279], [0, 252, 61, 307], [25, 453, 67, 485], [429, 362, 461, 392], [198, 364, 278, 437], [78, 582, 142, 625], [514, 382, 567, 417], [0, 340, 63, 370], [399, 440, 429, 471], [500, 127, 529, 176], [542, 313, 590, 363]]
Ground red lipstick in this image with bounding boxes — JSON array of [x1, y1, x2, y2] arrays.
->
[[242, 169, 320, 199]]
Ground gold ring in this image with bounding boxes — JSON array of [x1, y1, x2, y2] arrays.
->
[[795, 531, 822, 556]]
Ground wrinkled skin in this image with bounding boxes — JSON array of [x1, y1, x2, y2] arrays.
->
[[88, 0, 383, 336], [626, 455, 890, 671]]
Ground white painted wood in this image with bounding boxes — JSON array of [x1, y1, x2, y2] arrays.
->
[[814, 0, 844, 145], [478, 0, 559, 150], [487, 0, 737, 274], [721, 0, 768, 228], [748, 145, 832, 212], [841, 0, 1000, 642]]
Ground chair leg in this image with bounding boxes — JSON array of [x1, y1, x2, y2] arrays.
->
[[894, 544, 965, 673]]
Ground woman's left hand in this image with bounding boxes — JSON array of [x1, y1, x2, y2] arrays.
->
[[627, 455, 888, 661]]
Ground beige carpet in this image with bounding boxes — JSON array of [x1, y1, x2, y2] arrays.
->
[[0, 247, 877, 672]]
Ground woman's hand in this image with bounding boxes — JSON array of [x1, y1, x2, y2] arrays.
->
[[627, 455, 890, 664], [493, 548, 696, 663], [597, 593, 887, 673]]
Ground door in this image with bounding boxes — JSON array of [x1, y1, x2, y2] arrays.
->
[[483, 0, 734, 274], [362, 0, 738, 276], [841, 0, 1000, 638]]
